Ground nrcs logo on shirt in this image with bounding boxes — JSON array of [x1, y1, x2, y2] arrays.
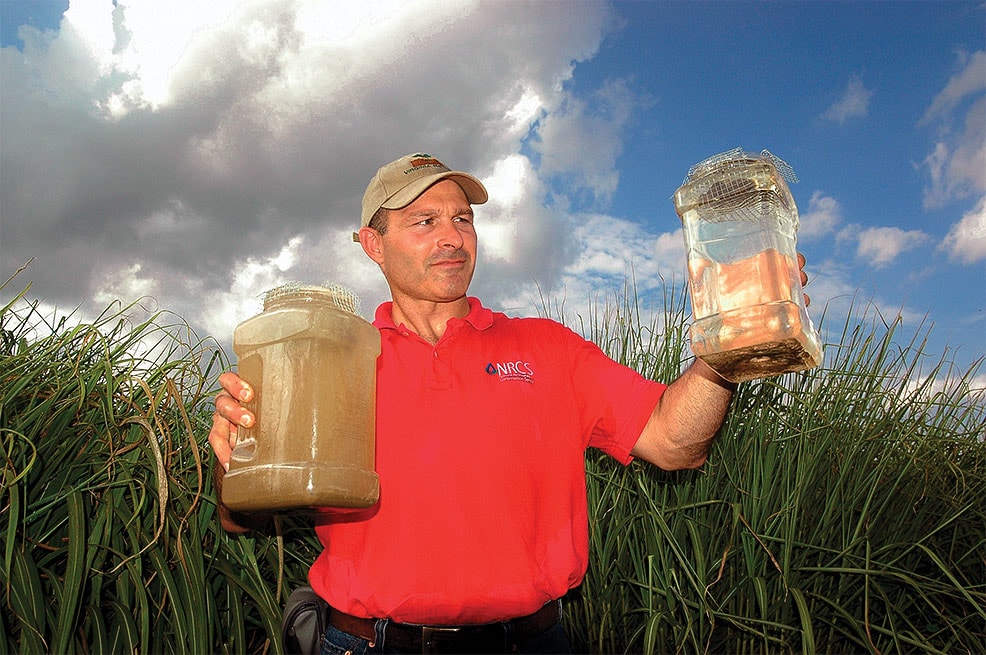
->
[[485, 360, 535, 384]]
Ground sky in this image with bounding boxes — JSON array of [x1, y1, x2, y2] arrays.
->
[[1, 0, 984, 392]]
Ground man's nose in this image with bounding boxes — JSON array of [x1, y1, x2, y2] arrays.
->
[[436, 219, 464, 249]]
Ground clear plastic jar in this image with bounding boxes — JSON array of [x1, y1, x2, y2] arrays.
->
[[673, 149, 822, 382], [223, 284, 380, 511]]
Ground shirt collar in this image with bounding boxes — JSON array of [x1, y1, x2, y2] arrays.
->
[[373, 296, 494, 333]]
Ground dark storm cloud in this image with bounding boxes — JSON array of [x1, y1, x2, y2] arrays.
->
[[1, 1, 631, 348]]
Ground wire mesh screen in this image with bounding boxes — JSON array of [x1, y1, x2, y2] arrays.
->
[[681, 148, 798, 223], [262, 282, 361, 315], [683, 148, 798, 185]]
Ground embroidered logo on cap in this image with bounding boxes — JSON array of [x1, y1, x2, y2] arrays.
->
[[405, 154, 446, 174]]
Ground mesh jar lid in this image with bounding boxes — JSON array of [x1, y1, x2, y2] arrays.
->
[[678, 148, 799, 223], [262, 282, 361, 315], [682, 148, 798, 186]]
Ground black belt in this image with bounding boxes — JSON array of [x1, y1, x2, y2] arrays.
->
[[328, 600, 562, 653]]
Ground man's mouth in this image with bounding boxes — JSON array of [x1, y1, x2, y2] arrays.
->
[[429, 251, 469, 267]]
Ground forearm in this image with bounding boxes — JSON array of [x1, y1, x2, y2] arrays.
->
[[631, 358, 736, 470]]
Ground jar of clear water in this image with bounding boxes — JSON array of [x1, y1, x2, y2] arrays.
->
[[673, 149, 822, 382]]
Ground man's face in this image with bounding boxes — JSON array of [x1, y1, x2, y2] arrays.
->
[[366, 179, 477, 305]]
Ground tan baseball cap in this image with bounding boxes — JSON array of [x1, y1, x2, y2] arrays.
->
[[359, 153, 488, 230]]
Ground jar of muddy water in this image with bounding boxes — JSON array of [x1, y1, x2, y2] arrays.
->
[[672, 148, 822, 382], [223, 283, 380, 512]]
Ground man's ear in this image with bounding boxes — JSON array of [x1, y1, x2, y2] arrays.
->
[[357, 227, 384, 264]]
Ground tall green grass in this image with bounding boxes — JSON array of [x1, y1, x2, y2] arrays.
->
[[1, 279, 318, 654], [3, 272, 983, 653], [561, 286, 985, 654]]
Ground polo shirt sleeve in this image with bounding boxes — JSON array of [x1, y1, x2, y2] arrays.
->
[[564, 328, 667, 465]]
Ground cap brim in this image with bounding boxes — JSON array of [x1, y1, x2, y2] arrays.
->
[[381, 171, 488, 211]]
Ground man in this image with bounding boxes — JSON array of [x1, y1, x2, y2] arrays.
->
[[210, 152, 809, 653]]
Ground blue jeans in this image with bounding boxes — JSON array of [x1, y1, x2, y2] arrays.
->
[[318, 620, 573, 654]]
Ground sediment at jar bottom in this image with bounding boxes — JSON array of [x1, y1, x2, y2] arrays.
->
[[697, 337, 820, 383], [690, 301, 821, 382], [222, 463, 380, 512]]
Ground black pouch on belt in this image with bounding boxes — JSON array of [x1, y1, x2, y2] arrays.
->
[[282, 586, 331, 655]]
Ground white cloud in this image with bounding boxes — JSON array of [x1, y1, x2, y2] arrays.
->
[[654, 230, 685, 273], [799, 191, 842, 239], [197, 235, 305, 338], [92, 262, 159, 306], [1, 0, 617, 349], [920, 51, 986, 209], [822, 74, 873, 124], [7, 1, 974, 380], [566, 215, 648, 278], [532, 78, 637, 205], [921, 50, 986, 124], [941, 195, 986, 264], [562, 213, 681, 295], [61, 0, 117, 77], [856, 226, 931, 268], [922, 97, 986, 209], [477, 154, 539, 264]]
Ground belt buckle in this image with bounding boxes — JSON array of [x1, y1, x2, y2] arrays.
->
[[421, 626, 461, 654]]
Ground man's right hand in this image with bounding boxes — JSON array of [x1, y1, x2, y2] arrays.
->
[[209, 371, 271, 533], [209, 371, 256, 471]]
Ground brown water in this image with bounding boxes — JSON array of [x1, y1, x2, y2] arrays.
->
[[223, 300, 380, 512]]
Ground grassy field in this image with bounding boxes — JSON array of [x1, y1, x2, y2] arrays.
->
[[2, 276, 983, 654]]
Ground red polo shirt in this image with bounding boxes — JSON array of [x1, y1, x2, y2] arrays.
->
[[308, 297, 666, 624]]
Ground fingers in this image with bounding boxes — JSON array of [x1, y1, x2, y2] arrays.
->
[[797, 252, 808, 283], [219, 371, 253, 402], [796, 252, 811, 307], [208, 412, 236, 471], [215, 388, 254, 428], [210, 372, 256, 471], [216, 371, 255, 428]]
